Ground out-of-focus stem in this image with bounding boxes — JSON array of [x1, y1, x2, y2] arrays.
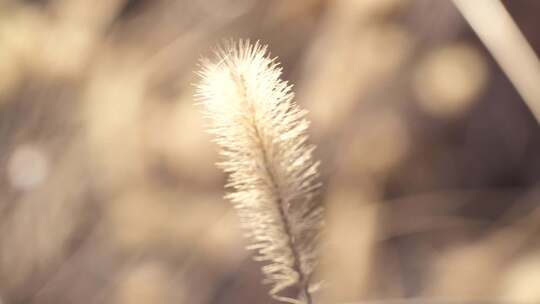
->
[[453, 0, 540, 123]]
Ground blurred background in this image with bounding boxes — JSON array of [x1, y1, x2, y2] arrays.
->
[[1, 0, 540, 303]]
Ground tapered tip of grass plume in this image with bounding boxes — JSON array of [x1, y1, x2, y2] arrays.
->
[[195, 40, 323, 304]]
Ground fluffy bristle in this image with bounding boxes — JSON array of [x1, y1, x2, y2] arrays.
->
[[195, 39, 323, 304]]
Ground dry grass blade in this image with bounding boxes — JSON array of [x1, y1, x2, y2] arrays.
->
[[453, 0, 540, 123]]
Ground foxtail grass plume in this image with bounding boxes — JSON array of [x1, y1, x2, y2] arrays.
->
[[195, 40, 323, 304]]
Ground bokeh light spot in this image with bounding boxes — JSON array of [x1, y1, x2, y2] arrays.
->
[[7, 144, 49, 191], [414, 43, 488, 118]]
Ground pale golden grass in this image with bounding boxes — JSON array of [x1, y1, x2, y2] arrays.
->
[[0, 1, 539, 304], [196, 40, 323, 304]]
